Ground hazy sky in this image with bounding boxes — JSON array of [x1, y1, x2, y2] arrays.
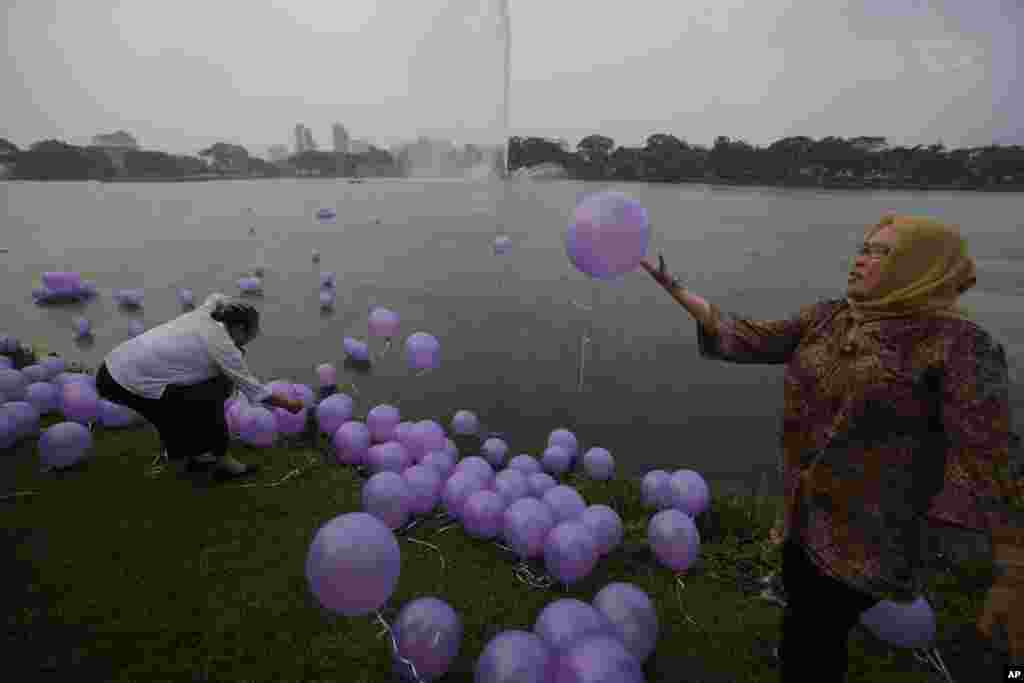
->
[[3, 0, 1020, 157]]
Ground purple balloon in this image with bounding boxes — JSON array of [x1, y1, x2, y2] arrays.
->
[[542, 446, 572, 475], [274, 400, 307, 435], [462, 490, 506, 539], [641, 470, 672, 510], [367, 404, 401, 442], [41, 356, 66, 377], [493, 468, 530, 506], [441, 471, 487, 518], [38, 421, 92, 469], [74, 317, 92, 337], [362, 471, 412, 529], [422, 450, 456, 480], [547, 428, 579, 460], [548, 634, 645, 683], [451, 410, 478, 435], [403, 464, 443, 516], [127, 320, 145, 337], [226, 399, 246, 435], [592, 583, 659, 663], [53, 372, 94, 390], [61, 382, 99, 424], [392, 597, 463, 682], [240, 405, 277, 447], [99, 399, 142, 428], [0, 356, 12, 370], [42, 271, 83, 292], [534, 599, 613, 654], [21, 364, 48, 384], [25, 382, 60, 415], [475, 630, 552, 683], [503, 498, 556, 560], [543, 486, 587, 524], [482, 438, 509, 468], [0, 369, 28, 402], [580, 505, 623, 556], [320, 271, 336, 289], [368, 307, 400, 339], [316, 363, 337, 387], [544, 521, 599, 586], [668, 470, 710, 516], [860, 596, 936, 649], [305, 512, 401, 616], [414, 420, 447, 458], [316, 393, 354, 435], [528, 472, 558, 498], [343, 337, 369, 360], [333, 421, 372, 465], [582, 448, 615, 481], [0, 409, 16, 449], [648, 509, 700, 572], [179, 288, 194, 307], [114, 288, 145, 307], [566, 191, 650, 281], [405, 332, 440, 371], [457, 456, 495, 487], [367, 441, 411, 474], [509, 454, 542, 476], [5, 401, 40, 440]]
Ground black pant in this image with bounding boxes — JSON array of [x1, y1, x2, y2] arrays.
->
[[779, 539, 881, 682], [95, 362, 233, 461]]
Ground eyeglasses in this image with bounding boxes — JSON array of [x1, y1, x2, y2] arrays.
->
[[856, 243, 892, 259]]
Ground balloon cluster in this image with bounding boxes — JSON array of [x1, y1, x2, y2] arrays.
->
[[224, 379, 316, 446], [32, 272, 99, 305]]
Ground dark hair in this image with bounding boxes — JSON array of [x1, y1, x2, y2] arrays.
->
[[210, 300, 259, 335]]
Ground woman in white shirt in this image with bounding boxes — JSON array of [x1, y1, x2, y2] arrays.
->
[[95, 293, 303, 482]]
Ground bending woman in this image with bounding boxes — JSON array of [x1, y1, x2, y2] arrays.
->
[[640, 214, 1023, 680], [95, 293, 303, 482]]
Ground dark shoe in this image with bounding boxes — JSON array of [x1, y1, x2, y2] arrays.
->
[[212, 463, 261, 483]]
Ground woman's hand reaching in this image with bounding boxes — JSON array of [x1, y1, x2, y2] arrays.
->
[[640, 254, 677, 291]]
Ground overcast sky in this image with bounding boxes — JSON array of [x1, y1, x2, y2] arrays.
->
[[3, 0, 1020, 157]]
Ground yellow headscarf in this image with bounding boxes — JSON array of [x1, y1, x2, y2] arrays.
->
[[846, 214, 976, 325]]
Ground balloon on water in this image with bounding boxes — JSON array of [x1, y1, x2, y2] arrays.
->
[[641, 470, 672, 510], [368, 307, 400, 339], [38, 421, 93, 469], [544, 521, 599, 586], [528, 472, 557, 498], [582, 448, 615, 481], [367, 404, 401, 442], [534, 598, 613, 654], [503, 497, 556, 560], [362, 471, 412, 529], [859, 596, 936, 649], [305, 512, 401, 617], [239, 405, 277, 447], [548, 634, 645, 683], [392, 597, 463, 682], [462, 489, 506, 539], [592, 583, 659, 663], [581, 505, 623, 556], [648, 509, 700, 572], [482, 437, 508, 468], [403, 464, 443, 516], [493, 468, 530, 506], [475, 630, 552, 683], [405, 332, 440, 371], [317, 393, 354, 435], [451, 409, 478, 435], [509, 454, 542, 476], [566, 191, 650, 280], [333, 421, 371, 465]]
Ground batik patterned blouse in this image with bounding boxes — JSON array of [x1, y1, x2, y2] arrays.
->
[[697, 297, 1020, 602]]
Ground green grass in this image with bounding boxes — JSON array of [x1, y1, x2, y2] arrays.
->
[[1, 408, 1003, 682]]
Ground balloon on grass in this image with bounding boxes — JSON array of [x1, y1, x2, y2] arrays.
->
[[0, 369, 28, 402], [542, 445, 572, 475], [5, 401, 40, 440], [503, 498, 555, 561], [533, 599, 613, 654], [38, 421, 93, 469], [482, 437, 509, 468], [566, 191, 650, 280], [641, 470, 672, 510], [239, 405, 278, 447], [367, 404, 401, 443], [316, 363, 337, 388], [547, 428, 579, 460], [367, 441, 411, 475], [392, 597, 462, 682], [441, 470, 487, 519], [305, 512, 400, 617], [668, 469, 710, 516], [509, 454, 542, 476], [456, 456, 495, 487], [648, 509, 700, 572], [542, 485, 587, 524], [26, 382, 60, 415], [582, 448, 615, 481], [451, 410, 478, 435], [0, 409, 16, 449], [422, 450, 456, 480], [859, 596, 936, 649], [333, 421, 371, 465], [21, 364, 48, 384], [41, 356, 66, 378], [362, 471, 412, 529], [580, 505, 623, 556], [317, 393, 354, 435], [99, 400, 142, 428], [544, 521, 599, 586], [413, 421, 447, 457], [592, 583, 659, 663], [548, 634, 645, 683], [475, 630, 552, 683], [493, 468, 530, 506], [405, 332, 440, 371], [462, 490, 506, 539], [403, 464, 443, 516], [62, 382, 99, 424], [528, 472, 557, 498]]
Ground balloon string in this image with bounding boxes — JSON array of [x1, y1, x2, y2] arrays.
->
[[374, 610, 425, 683], [912, 648, 954, 683], [406, 537, 446, 572]]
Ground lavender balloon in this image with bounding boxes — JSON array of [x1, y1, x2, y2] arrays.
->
[[0, 356, 12, 370], [74, 317, 91, 338], [392, 597, 463, 682], [462, 490, 506, 539], [648, 509, 700, 572], [475, 630, 552, 683], [566, 191, 650, 280], [528, 472, 558, 498], [859, 596, 936, 649], [0, 410, 16, 449], [41, 356, 66, 378], [25, 382, 60, 415], [547, 428, 579, 460], [534, 599, 613, 653], [21, 364, 48, 384], [0, 369, 28, 402], [457, 456, 495, 486], [669, 469, 710, 516], [581, 505, 623, 556], [319, 289, 335, 309], [542, 445, 572, 475], [414, 420, 447, 456], [62, 382, 99, 424], [422, 450, 456, 480], [451, 410, 478, 435], [367, 441, 411, 474], [368, 307, 400, 339], [582, 448, 614, 481], [316, 363, 337, 388], [592, 583, 659, 663], [509, 454, 542, 476], [367, 404, 401, 442], [493, 468, 530, 506], [178, 288, 194, 308], [38, 421, 93, 469], [320, 271, 336, 289], [333, 421, 372, 465], [641, 470, 672, 510], [274, 401, 307, 436], [503, 498, 556, 560], [548, 634, 645, 683], [544, 522, 599, 586], [305, 512, 400, 617], [441, 471, 487, 518], [403, 464, 443, 516], [405, 332, 440, 371], [482, 437, 509, 468], [99, 400, 142, 428], [316, 393, 354, 435], [362, 471, 412, 529], [543, 486, 587, 524], [493, 234, 512, 255], [442, 438, 459, 461], [114, 288, 145, 307], [128, 319, 145, 337], [240, 406, 277, 447], [293, 384, 315, 409], [5, 401, 40, 440]]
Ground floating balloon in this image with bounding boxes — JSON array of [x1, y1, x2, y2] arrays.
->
[[544, 521, 599, 586], [5, 401, 40, 440], [62, 382, 99, 424], [493, 468, 530, 506], [503, 497, 556, 561], [543, 486, 587, 524], [462, 489, 506, 539], [451, 410, 479, 435], [528, 472, 557, 498], [475, 630, 552, 683], [441, 470, 487, 519], [333, 421, 372, 465], [367, 441, 412, 475], [99, 399, 143, 429], [239, 405, 277, 447], [405, 332, 440, 371], [582, 448, 615, 481], [566, 191, 650, 280], [38, 421, 93, 469], [305, 512, 401, 617], [343, 337, 370, 361], [0, 369, 28, 402], [74, 317, 92, 338], [316, 363, 337, 388], [648, 509, 700, 572], [592, 583, 659, 663], [641, 470, 672, 510], [392, 597, 463, 682], [542, 445, 572, 475], [668, 469, 710, 516], [403, 464, 443, 516], [25, 382, 60, 415], [456, 456, 495, 487], [482, 437, 509, 468], [368, 307, 400, 339], [178, 288, 194, 308], [860, 596, 936, 649], [367, 404, 401, 442], [547, 429, 579, 461], [114, 289, 145, 308], [317, 393, 354, 435], [548, 634, 645, 683], [534, 599, 613, 654], [362, 471, 412, 529]]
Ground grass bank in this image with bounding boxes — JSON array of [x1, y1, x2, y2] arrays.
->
[[1, 404, 1009, 682]]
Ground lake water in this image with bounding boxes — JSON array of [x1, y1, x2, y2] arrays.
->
[[2, 178, 1022, 494]]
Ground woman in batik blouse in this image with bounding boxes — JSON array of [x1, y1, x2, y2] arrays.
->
[[640, 214, 1022, 682]]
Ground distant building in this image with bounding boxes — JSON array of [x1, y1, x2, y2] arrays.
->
[[267, 145, 290, 163], [332, 123, 350, 154], [91, 130, 139, 172]]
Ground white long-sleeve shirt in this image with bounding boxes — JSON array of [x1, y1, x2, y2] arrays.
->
[[104, 293, 272, 404]]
